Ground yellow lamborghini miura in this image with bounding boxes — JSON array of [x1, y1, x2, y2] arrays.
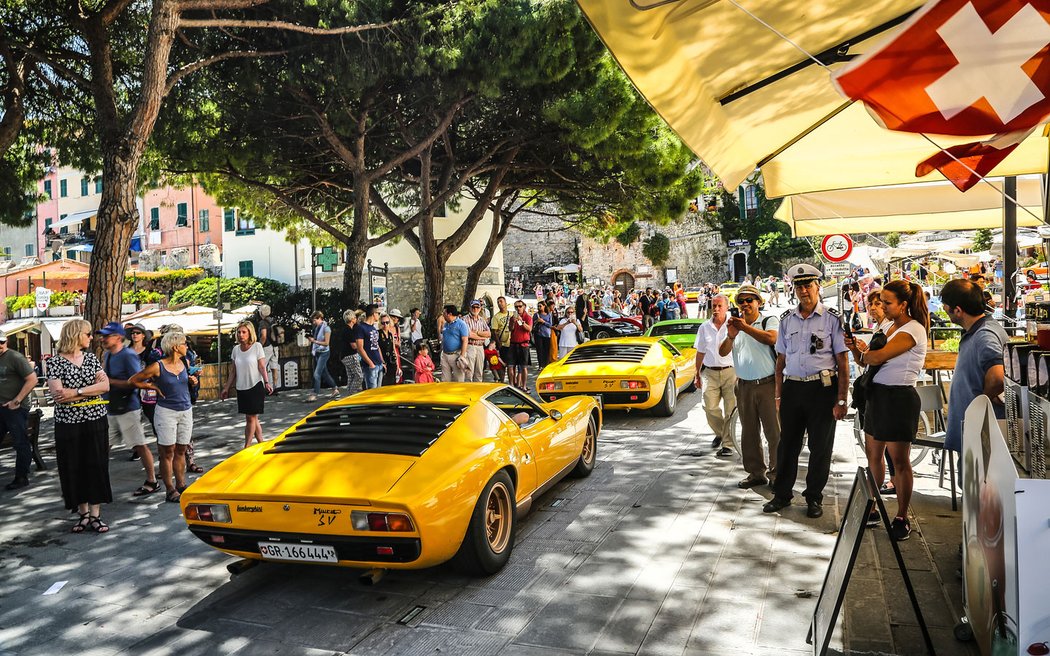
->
[[537, 337, 697, 415], [181, 383, 600, 576]]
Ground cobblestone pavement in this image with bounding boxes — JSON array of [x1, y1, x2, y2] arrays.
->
[[1, 386, 972, 655]]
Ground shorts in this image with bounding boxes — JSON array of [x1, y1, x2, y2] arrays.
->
[[108, 409, 148, 448], [263, 344, 279, 369], [154, 405, 193, 446], [509, 344, 531, 368], [863, 383, 920, 443]]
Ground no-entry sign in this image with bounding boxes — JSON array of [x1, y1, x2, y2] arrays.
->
[[820, 234, 853, 263]]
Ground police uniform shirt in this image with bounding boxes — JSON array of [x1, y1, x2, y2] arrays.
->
[[775, 302, 848, 378]]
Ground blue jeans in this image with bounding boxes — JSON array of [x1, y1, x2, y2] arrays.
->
[[312, 350, 337, 394], [363, 364, 383, 389], [0, 406, 31, 479]]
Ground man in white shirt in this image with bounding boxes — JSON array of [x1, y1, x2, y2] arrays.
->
[[694, 294, 737, 457]]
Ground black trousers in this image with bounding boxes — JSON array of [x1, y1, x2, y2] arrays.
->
[[773, 378, 838, 503]]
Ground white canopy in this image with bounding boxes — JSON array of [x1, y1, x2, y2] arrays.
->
[[128, 305, 254, 337]]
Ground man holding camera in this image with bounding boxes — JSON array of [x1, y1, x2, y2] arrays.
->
[[764, 264, 848, 519], [694, 294, 736, 457], [718, 284, 780, 488]]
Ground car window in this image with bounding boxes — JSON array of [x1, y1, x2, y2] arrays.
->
[[650, 323, 702, 336], [657, 339, 682, 357], [485, 387, 548, 427]]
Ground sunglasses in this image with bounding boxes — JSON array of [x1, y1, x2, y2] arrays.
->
[[736, 297, 758, 305], [809, 334, 824, 354], [381, 321, 390, 325], [515, 304, 524, 309]]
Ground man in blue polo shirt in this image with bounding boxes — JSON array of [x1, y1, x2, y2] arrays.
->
[[941, 279, 1006, 454], [440, 305, 470, 383]]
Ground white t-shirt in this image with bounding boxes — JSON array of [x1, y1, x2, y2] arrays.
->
[[872, 320, 927, 386], [558, 318, 581, 348], [693, 318, 734, 368], [232, 341, 266, 390]]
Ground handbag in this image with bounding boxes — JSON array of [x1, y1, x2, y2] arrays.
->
[[850, 331, 888, 413]]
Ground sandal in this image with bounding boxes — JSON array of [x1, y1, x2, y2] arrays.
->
[[71, 512, 91, 534], [165, 488, 181, 503], [133, 480, 161, 496], [176, 483, 189, 494], [186, 462, 204, 474], [87, 516, 110, 533]]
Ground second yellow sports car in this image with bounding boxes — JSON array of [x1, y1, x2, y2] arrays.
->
[[537, 337, 697, 416], [181, 383, 601, 577]]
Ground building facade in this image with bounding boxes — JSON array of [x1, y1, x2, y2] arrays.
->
[[141, 183, 225, 268]]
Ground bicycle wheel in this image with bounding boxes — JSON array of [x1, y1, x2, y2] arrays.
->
[[911, 412, 931, 467]]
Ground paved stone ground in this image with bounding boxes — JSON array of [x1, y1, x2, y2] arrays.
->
[[0, 384, 974, 655]]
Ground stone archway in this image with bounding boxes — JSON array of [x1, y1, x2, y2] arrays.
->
[[612, 270, 635, 292]]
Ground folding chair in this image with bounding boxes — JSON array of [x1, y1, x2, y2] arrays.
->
[[914, 383, 957, 510]]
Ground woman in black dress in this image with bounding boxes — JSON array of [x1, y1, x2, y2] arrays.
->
[[378, 314, 401, 386], [47, 320, 112, 534]]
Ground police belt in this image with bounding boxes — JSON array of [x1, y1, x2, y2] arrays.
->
[[784, 373, 835, 382]]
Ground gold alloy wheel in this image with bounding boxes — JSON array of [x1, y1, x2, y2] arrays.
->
[[582, 426, 595, 466], [485, 481, 512, 553]]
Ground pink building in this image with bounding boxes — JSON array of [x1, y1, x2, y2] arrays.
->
[[35, 165, 104, 263], [141, 183, 225, 266]]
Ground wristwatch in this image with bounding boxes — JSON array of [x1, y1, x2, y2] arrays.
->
[[76, 387, 84, 396], [836, 399, 847, 406]]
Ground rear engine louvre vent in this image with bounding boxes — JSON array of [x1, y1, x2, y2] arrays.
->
[[267, 404, 468, 457], [564, 343, 651, 364]]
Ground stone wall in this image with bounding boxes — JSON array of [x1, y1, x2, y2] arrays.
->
[[501, 208, 580, 287], [368, 266, 502, 312]]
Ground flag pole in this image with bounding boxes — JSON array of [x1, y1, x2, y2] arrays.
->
[[1004, 176, 1017, 315]]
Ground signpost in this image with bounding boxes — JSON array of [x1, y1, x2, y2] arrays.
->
[[35, 287, 52, 314], [820, 234, 853, 263], [825, 262, 851, 278]]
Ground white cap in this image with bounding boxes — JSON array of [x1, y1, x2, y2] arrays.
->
[[259, 304, 271, 317]]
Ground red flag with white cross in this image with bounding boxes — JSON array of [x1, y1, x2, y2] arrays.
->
[[833, 0, 1050, 190]]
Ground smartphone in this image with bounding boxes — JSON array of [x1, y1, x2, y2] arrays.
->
[[729, 307, 740, 319], [188, 365, 202, 375], [843, 319, 853, 339]]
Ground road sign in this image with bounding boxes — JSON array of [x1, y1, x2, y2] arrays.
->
[[35, 287, 52, 312], [316, 246, 339, 272], [825, 262, 851, 277], [728, 239, 750, 249], [820, 234, 853, 262]]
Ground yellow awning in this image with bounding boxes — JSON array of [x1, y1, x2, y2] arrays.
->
[[775, 176, 1045, 237], [576, 0, 1050, 195]]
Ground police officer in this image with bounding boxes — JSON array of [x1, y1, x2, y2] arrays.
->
[[763, 264, 849, 519]]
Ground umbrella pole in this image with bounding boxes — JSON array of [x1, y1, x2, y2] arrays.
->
[[1005, 177, 1017, 314]]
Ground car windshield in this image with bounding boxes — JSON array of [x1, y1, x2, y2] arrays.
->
[[650, 323, 702, 336], [486, 388, 546, 427], [600, 310, 626, 319]]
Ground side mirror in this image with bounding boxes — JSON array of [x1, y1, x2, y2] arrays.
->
[[550, 410, 562, 421]]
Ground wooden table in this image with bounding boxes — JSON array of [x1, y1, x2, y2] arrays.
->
[[924, 350, 957, 371]]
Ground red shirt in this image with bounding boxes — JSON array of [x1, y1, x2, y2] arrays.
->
[[510, 311, 532, 344]]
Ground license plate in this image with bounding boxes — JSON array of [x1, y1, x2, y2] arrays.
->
[[258, 541, 337, 563]]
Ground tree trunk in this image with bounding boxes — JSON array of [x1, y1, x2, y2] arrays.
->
[[84, 153, 140, 331], [342, 236, 367, 309], [461, 207, 510, 308], [420, 235, 445, 330]]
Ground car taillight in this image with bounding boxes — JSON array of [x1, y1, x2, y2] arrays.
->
[[351, 511, 414, 532], [185, 504, 232, 523], [539, 382, 562, 392], [620, 380, 646, 390]]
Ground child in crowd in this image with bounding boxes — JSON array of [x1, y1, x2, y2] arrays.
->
[[413, 341, 435, 384], [484, 339, 506, 383]]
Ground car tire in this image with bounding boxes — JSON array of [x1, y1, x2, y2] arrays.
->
[[571, 417, 598, 478], [652, 376, 676, 417], [453, 470, 516, 576], [593, 329, 612, 340]]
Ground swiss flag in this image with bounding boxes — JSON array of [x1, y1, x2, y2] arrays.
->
[[833, 0, 1050, 190]]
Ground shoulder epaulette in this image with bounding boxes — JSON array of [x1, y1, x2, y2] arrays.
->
[[827, 307, 841, 317], [780, 309, 791, 320]]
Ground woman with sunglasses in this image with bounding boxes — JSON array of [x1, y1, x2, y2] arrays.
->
[[378, 314, 401, 386], [845, 280, 929, 541]]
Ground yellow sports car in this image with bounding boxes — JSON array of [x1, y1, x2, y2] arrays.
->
[[719, 282, 741, 304], [181, 383, 601, 576], [537, 337, 697, 416], [684, 287, 703, 302]]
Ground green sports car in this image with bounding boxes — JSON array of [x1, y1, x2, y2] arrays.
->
[[644, 319, 706, 352]]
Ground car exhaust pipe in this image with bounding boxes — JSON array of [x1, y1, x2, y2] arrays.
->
[[226, 558, 259, 577], [359, 568, 387, 586]]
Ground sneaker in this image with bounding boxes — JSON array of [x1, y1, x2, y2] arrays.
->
[[716, 446, 733, 457], [5, 477, 29, 491], [305, 395, 317, 402], [890, 516, 911, 541], [711, 436, 722, 448], [866, 509, 880, 527], [128, 451, 140, 461]]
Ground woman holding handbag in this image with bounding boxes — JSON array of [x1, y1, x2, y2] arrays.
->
[[554, 307, 585, 358], [845, 281, 928, 541]]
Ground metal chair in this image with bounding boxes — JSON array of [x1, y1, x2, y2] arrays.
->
[[914, 383, 957, 510]]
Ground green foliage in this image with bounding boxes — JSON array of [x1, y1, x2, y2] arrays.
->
[[122, 289, 164, 304], [267, 288, 351, 331], [886, 232, 901, 248], [0, 142, 47, 226], [169, 277, 289, 308], [972, 228, 993, 252], [615, 222, 642, 247], [705, 179, 810, 275], [643, 232, 671, 266], [5, 290, 80, 315]]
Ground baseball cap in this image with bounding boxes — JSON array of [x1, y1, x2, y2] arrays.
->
[[95, 321, 126, 337], [388, 308, 403, 318], [469, 299, 482, 307]]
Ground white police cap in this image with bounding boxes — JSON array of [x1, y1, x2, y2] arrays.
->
[[789, 263, 822, 284]]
